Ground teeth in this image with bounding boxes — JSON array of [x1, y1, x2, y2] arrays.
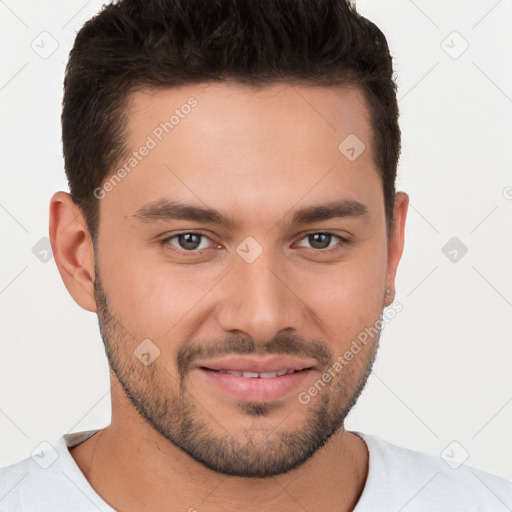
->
[[241, 372, 260, 378], [216, 369, 298, 378]]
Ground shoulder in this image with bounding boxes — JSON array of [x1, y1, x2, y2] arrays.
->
[[0, 452, 32, 509], [0, 430, 111, 512], [0, 447, 59, 511], [354, 432, 512, 512]]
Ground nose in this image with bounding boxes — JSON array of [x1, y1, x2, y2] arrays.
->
[[216, 250, 305, 344]]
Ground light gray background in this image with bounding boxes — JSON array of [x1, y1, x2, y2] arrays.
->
[[1, 0, 511, 482]]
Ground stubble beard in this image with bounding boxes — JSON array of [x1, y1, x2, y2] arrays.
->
[[93, 267, 380, 477]]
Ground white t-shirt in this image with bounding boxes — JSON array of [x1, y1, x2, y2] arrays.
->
[[1, 429, 511, 511]]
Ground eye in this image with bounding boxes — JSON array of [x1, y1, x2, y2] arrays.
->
[[162, 232, 213, 252], [295, 232, 345, 250]]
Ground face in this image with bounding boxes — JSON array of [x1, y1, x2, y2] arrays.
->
[[92, 82, 401, 477]]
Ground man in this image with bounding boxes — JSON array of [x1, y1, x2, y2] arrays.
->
[[1, 0, 510, 510]]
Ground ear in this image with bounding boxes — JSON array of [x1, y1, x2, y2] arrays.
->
[[385, 191, 409, 306], [49, 191, 97, 312]]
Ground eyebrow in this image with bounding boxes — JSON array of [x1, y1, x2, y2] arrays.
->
[[290, 200, 368, 225], [132, 198, 368, 227]]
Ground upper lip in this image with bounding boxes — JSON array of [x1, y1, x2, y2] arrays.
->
[[195, 355, 316, 373]]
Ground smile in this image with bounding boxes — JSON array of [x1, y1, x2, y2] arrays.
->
[[205, 368, 307, 378]]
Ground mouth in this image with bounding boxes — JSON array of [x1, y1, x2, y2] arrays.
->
[[201, 368, 309, 378], [194, 356, 316, 402]]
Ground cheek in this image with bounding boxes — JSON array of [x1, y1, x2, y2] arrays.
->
[[98, 244, 223, 341], [297, 244, 388, 343]]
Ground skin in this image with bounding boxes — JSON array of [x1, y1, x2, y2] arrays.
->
[[49, 82, 408, 512]]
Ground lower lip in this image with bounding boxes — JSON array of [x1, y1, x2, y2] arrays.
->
[[198, 368, 313, 402]]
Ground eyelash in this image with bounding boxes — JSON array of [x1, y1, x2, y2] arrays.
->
[[159, 231, 349, 255]]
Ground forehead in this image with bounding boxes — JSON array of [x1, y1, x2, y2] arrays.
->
[[100, 81, 382, 229], [125, 81, 373, 156]]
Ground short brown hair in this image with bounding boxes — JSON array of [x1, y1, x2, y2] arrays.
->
[[62, 0, 400, 241]]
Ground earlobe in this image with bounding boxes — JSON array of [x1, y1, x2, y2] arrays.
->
[[385, 191, 409, 304], [49, 191, 97, 312]]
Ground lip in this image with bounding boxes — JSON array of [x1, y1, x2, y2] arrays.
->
[[194, 356, 316, 402], [194, 355, 317, 373]]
